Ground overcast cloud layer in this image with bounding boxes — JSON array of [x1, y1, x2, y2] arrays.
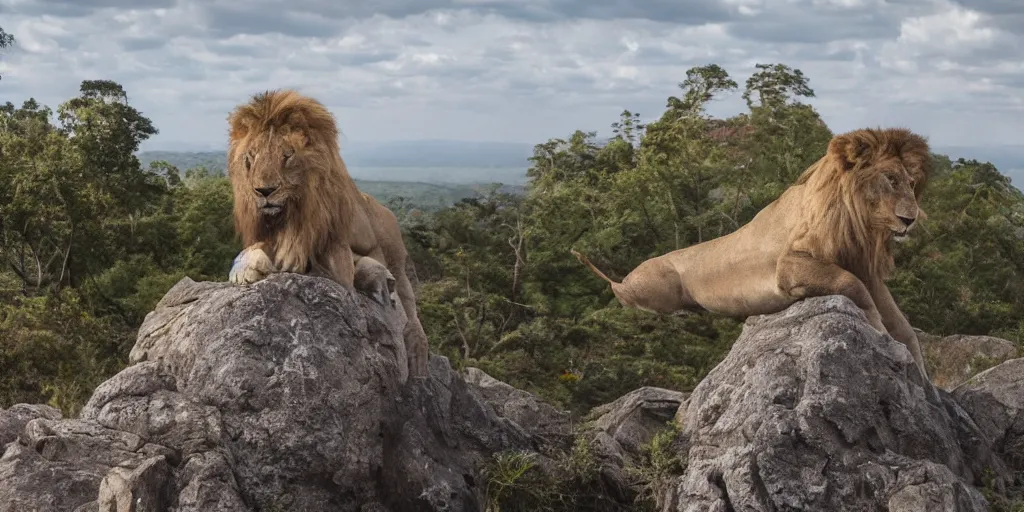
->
[[1, 0, 1023, 169]]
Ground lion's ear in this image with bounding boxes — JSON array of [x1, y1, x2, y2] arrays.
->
[[828, 134, 872, 172], [228, 114, 251, 142]]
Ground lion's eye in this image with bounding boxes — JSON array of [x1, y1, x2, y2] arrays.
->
[[283, 148, 295, 162], [243, 153, 253, 171], [886, 175, 898, 187]]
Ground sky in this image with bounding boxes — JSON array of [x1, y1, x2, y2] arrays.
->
[[1, 0, 1023, 168]]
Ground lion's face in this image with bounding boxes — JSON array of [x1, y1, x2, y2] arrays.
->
[[233, 129, 309, 220], [871, 163, 924, 242], [826, 128, 931, 244], [876, 165, 925, 241]]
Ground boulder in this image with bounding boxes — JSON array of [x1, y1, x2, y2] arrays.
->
[[5, 274, 1021, 512], [463, 366, 573, 450], [585, 387, 687, 503], [0, 274, 535, 512], [586, 386, 687, 460], [0, 403, 61, 447], [918, 330, 1019, 390], [662, 295, 1009, 512], [953, 358, 1024, 471]]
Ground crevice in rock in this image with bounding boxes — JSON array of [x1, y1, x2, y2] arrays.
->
[[822, 416, 857, 451], [749, 453, 773, 508], [862, 425, 885, 454], [710, 470, 736, 512]]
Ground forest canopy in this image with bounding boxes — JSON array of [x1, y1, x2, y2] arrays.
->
[[2, 62, 1023, 416]]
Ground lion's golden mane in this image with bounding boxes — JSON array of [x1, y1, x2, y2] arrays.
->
[[226, 89, 362, 267], [794, 128, 931, 280]]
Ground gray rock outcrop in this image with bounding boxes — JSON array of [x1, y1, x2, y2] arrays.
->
[[585, 387, 688, 504], [918, 330, 1019, 390], [953, 358, 1024, 471], [0, 274, 537, 512], [4, 274, 1023, 511], [0, 403, 61, 447], [663, 295, 1010, 512], [463, 366, 573, 450]]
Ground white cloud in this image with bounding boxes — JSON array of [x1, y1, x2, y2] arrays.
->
[[12, 17, 69, 53], [897, 4, 998, 51], [0, 0, 1020, 160]]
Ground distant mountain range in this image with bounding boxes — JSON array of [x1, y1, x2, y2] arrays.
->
[[137, 139, 537, 185], [136, 139, 1024, 187]]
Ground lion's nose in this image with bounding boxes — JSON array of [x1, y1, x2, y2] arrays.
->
[[897, 215, 915, 227], [255, 186, 278, 198]]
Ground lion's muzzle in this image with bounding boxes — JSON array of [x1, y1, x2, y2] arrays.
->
[[260, 204, 283, 216], [253, 186, 284, 216]]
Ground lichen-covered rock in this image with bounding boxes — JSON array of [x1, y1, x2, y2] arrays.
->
[[662, 295, 1009, 512], [0, 274, 534, 512], [953, 358, 1024, 471], [919, 330, 1019, 390], [0, 415, 174, 512], [585, 386, 687, 503], [463, 366, 572, 450], [0, 403, 61, 447]]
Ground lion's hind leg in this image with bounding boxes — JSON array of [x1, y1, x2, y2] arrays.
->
[[616, 258, 695, 315], [394, 269, 429, 379]]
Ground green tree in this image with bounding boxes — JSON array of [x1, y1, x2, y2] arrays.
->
[[665, 64, 738, 118], [0, 26, 13, 81], [0, 81, 165, 293], [737, 63, 833, 200], [0, 98, 78, 292], [0, 82, 201, 410], [741, 63, 815, 110]]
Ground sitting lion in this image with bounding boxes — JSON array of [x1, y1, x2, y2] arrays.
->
[[223, 89, 429, 379], [572, 127, 932, 378]]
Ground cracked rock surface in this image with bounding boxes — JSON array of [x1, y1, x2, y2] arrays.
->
[[4, 276, 1022, 512], [663, 296, 1010, 512], [0, 274, 534, 512], [953, 358, 1024, 471]]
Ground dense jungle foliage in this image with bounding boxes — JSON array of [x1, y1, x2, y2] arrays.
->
[[2, 62, 1023, 419]]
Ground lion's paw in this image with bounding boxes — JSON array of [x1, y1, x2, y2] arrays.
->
[[354, 257, 396, 308], [275, 252, 308, 274], [229, 246, 277, 285]]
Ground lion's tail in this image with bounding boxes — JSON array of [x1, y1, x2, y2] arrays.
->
[[570, 248, 620, 286]]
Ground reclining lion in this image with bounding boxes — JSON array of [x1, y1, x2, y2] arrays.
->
[[572, 127, 932, 378]]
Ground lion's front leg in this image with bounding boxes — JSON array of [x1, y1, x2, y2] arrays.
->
[[776, 252, 886, 333], [229, 242, 278, 285], [323, 244, 356, 289], [274, 243, 310, 276], [868, 279, 929, 380]]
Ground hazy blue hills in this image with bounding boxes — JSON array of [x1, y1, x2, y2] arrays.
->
[[137, 139, 1024, 190], [137, 139, 536, 186], [137, 140, 534, 210], [339, 139, 535, 169]]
